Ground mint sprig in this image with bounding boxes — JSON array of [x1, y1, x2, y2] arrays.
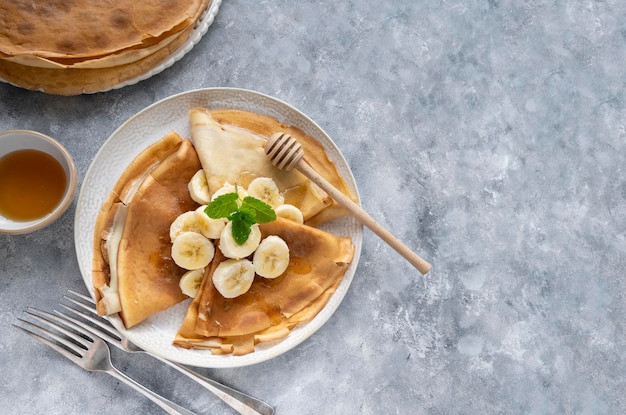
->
[[240, 196, 276, 224], [204, 192, 239, 217], [204, 192, 276, 245]]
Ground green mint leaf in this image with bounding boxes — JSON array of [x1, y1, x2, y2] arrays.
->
[[204, 192, 238, 219], [241, 196, 276, 224], [205, 192, 277, 245], [234, 208, 257, 227], [229, 212, 252, 245]]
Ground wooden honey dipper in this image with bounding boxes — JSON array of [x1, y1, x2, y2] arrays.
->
[[265, 132, 432, 275]]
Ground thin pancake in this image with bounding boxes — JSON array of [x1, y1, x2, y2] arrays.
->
[[117, 138, 202, 328], [192, 108, 359, 225], [92, 131, 185, 316], [2, 26, 188, 69], [92, 132, 202, 328], [0, 0, 205, 59], [0, 22, 196, 95], [174, 217, 354, 355]]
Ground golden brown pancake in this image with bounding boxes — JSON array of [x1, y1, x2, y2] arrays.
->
[[0, 1, 205, 60], [191, 108, 359, 226], [92, 132, 186, 316], [92, 132, 201, 328], [0, 0, 211, 94], [0, 23, 195, 95], [173, 217, 354, 355]]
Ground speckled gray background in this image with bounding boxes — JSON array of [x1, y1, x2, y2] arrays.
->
[[1, 1, 624, 414]]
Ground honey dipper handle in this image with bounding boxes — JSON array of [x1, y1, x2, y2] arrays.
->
[[295, 159, 432, 275]]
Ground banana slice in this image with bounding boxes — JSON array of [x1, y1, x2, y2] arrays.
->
[[275, 204, 304, 224], [253, 235, 290, 278], [211, 181, 249, 201], [194, 205, 227, 239], [246, 177, 284, 208], [170, 211, 203, 242], [171, 231, 215, 270], [188, 169, 211, 204], [212, 258, 256, 298], [218, 222, 261, 259], [179, 268, 205, 298]]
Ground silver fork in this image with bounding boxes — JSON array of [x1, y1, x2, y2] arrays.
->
[[59, 290, 274, 415], [15, 308, 197, 415]]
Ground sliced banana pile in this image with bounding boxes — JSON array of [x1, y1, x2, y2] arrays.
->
[[172, 171, 304, 299]]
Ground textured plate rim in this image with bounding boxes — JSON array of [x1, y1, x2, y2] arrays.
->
[[74, 87, 363, 368]]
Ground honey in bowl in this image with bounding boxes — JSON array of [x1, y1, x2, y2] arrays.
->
[[0, 149, 68, 221]]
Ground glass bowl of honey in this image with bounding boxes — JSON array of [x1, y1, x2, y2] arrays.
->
[[0, 130, 77, 235]]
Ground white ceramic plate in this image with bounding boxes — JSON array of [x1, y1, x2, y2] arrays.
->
[[74, 88, 363, 367], [0, 1, 221, 94]]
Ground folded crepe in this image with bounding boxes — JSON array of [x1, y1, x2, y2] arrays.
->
[[174, 217, 354, 355], [190, 108, 359, 226], [92, 132, 201, 328]]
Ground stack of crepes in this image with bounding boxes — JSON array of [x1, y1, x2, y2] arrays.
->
[[92, 107, 358, 356], [0, 0, 211, 95]]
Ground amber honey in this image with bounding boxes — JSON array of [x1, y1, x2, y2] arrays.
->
[[283, 183, 307, 207], [0, 149, 67, 221], [289, 256, 312, 274]]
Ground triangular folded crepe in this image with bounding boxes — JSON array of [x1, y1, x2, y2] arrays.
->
[[92, 132, 201, 328], [190, 108, 359, 226], [174, 217, 354, 355]]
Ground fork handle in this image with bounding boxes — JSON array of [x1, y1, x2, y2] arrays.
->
[[107, 367, 197, 415], [166, 360, 274, 415]]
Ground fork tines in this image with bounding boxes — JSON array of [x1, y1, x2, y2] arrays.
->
[[15, 308, 93, 362], [58, 291, 122, 345]]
